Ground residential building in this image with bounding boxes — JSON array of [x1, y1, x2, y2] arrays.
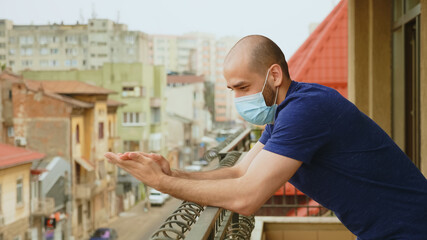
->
[[166, 75, 212, 167], [0, 143, 45, 240], [213, 36, 240, 124], [149, 33, 239, 124], [22, 62, 168, 211], [0, 19, 149, 73], [0, 73, 122, 239], [23, 62, 167, 155]]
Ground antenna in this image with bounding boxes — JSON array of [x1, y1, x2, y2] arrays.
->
[[116, 11, 120, 23], [91, 3, 97, 19]]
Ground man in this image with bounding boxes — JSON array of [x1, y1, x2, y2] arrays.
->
[[105, 35, 427, 239]]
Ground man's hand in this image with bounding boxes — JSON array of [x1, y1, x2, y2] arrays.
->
[[118, 152, 173, 176], [105, 152, 166, 189]]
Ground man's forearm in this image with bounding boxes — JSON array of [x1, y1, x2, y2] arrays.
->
[[171, 166, 241, 180], [158, 174, 246, 213]]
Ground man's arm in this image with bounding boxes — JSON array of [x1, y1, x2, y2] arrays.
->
[[105, 148, 302, 216], [171, 141, 265, 180]]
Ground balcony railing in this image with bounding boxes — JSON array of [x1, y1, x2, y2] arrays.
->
[[31, 197, 55, 216], [150, 128, 255, 240]]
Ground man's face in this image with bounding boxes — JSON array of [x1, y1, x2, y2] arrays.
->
[[224, 64, 276, 106]]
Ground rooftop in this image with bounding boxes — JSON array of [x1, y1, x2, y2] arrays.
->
[[24, 80, 116, 95], [288, 0, 348, 98], [0, 143, 45, 169]]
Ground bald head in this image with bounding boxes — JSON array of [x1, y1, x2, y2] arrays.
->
[[224, 35, 290, 79]]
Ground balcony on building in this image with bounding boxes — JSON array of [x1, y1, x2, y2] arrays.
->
[[30, 197, 55, 216]]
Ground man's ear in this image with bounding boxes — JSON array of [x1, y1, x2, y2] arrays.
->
[[270, 64, 283, 87]]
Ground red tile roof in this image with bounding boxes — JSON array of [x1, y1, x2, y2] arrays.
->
[[24, 80, 116, 95], [288, 0, 348, 98], [167, 75, 205, 84], [0, 144, 45, 169]]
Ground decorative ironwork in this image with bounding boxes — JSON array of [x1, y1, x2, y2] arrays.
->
[[150, 128, 254, 240]]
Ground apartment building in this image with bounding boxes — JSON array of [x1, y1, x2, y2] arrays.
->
[[149, 33, 238, 123], [0, 19, 149, 73]]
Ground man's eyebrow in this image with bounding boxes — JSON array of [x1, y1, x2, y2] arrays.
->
[[227, 81, 247, 89]]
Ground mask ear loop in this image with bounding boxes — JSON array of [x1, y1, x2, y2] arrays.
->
[[261, 68, 271, 93]]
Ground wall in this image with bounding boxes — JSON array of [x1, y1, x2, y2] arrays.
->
[[12, 83, 71, 159]]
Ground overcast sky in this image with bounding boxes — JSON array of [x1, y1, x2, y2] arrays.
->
[[1, 0, 339, 58]]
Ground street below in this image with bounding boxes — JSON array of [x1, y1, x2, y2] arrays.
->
[[108, 197, 182, 240]]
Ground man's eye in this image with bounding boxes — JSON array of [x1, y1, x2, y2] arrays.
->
[[240, 86, 247, 90]]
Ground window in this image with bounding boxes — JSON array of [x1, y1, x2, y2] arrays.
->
[[9, 61, 14, 67], [20, 48, 32, 56], [0, 43, 5, 48], [65, 60, 78, 67], [78, 204, 83, 225], [122, 112, 145, 126], [122, 86, 144, 97], [125, 35, 135, 44], [38, 36, 49, 44], [65, 48, 78, 56], [39, 60, 48, 67], [21, 60, 32, 67], [151, 108, 161, 123], [65, 35, 78, 44], [19, 36, 33, 45], [76, 124, 80, 143], [50, 48, 59, 55], [108, 121, 112, 137], [49, 60, 58, 67], [9, 37, 15, 44], [16, 178, 23, 205], [98, 122, 104, 139], [87, 201, 91, 218], [40, 48, 49, 55], [0, 55, 5, 60], [9, 49, 15, 55], [123, 140, 140, 152]]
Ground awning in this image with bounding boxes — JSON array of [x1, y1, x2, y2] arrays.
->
[[74, 157, 94, 171]]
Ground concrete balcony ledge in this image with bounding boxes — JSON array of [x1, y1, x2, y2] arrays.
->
[[31, 197, 55, 216], [150, 97, 161, 107], [251, 216, 356, 240]]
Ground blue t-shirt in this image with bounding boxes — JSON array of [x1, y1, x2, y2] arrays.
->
[[259, 81, 427, 240]]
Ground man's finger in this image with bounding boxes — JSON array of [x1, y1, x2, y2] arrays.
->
[[105, 152, 122, 164], [128, 152, 151, 164]]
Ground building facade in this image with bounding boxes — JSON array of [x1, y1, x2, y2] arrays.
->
[[0, 143, 45, 240], [0, 74, 122, 239], [166, 75, 212, 167], [0, 19, 149, 73]]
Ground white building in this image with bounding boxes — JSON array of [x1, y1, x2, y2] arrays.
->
[[0, 19, 149, 72]]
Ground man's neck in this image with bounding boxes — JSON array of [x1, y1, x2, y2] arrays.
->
[[276, 79, 292, 105]]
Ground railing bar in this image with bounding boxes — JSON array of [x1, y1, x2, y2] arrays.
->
[[185, 207, 223, 240], [219, 128, 251, 154]]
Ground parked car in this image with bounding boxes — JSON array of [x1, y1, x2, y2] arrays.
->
[[184, 165, 202, 172], [90, 228, 118, 240], [192, 159, 209, 166], [149, 189, 166, 206]]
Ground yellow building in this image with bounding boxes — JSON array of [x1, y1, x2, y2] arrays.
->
[[0, 143, 45, 240]]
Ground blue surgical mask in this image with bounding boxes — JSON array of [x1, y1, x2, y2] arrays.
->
[[234, 69, 279, 125]]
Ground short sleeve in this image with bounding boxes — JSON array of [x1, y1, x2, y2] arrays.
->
[[258, 124, 273, 145], [263, 97, 331, 163]]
